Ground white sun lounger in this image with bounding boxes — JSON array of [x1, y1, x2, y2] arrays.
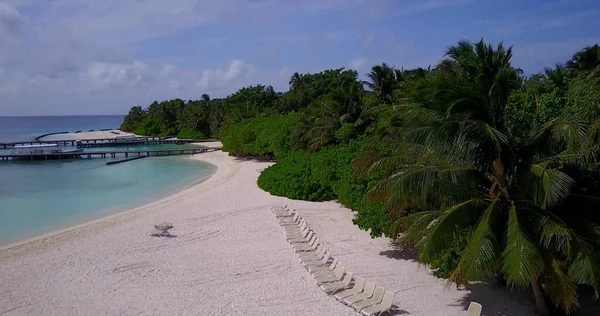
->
[[298, 244, 325, 260], [296, 246, 329, 261], [274, 207, 295, 217], [314, 265, 345, 284], [344, 281, 376, 305], [279, 213, 300, 225], [361, 291, 394, 316], [286, 227, 311, 241], [281, 217, 304, 227], [335, 277, 365, 300], [290, 231, 315, 245], [302, 251, 331, 268], [283, 220, 306, 232], [320, 272, 353, 293], [310, 258, 338, 276], [352, 286, 385, 311], [467, 302, 482, 316], [295, 239, 320, 252]]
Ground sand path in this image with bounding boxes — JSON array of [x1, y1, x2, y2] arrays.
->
[[0, 151, 537, 315]]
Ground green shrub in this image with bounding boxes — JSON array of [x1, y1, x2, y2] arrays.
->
[[177, 128, 206, 139], [221, 113, 299, 159], [427, 228, 472, 278], [335, 123, 358, 143]]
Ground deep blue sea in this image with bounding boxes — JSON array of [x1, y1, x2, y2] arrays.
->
[[0, 116, 216, 246]]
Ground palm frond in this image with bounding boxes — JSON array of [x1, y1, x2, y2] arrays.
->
[[450, 198, 501, 284], [525, 164, 575, 209], [568, 234, 600, 298], [521, 205, 572, 255], [419, 199, 485, 262], [543, 256, 580, 312], [501, 202, 545, 289]]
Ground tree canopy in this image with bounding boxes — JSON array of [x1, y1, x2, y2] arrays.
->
[[122, 40, 600, 315]]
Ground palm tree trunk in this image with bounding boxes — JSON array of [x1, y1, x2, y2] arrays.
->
[[531, 279, 550, 316]]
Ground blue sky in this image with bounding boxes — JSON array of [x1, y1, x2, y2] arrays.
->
[[1, 0, 600, 115]]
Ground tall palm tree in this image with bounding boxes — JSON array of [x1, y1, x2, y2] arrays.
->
[[356, 40, 600, 315], [567, 44, 600, 74], [364, 63, 398, 104], [544, 64, 568, 91]]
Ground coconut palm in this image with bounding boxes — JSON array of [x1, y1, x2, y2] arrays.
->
[[297, 84, 365, 151], [567, 44, 600, 74], [364, 63, 399, 104], [357, 40, 600, 315]]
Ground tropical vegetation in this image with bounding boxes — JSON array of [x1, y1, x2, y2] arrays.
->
[[121, 40, 600, 315]]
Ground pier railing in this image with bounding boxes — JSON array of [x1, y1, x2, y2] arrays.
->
[[0, 138, 218, 149], [0, 147, 221, 161]]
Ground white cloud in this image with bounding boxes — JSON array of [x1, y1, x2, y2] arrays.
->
[[162, 64, 177, 76], [349, 58, 368, 71], [198, 59, 256, 90], [85, 61, 151, 87], [0, 3, 26, 39], [168, 79, 179, 92], [279, 66, 292, 80]]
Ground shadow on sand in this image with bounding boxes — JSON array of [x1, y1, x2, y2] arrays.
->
[[378, 243, 419, 262]]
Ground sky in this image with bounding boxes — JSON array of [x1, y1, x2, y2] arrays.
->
[[1, 0, 600, 115]]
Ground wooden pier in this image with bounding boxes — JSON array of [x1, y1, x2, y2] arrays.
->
[[0, 147, 221, 161], [0, 137, 219, 149]]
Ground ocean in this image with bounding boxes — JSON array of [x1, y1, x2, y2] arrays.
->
[[0, 116, 216, 246]]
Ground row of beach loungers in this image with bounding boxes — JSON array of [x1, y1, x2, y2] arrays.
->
[[272, 205, 484, 316]]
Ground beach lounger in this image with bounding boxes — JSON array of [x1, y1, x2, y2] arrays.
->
[[286, 227, 311, 241], [280, 216, 301, 226], [310, 258, 338, 276], [360, 291, 394, 316], [271, 203, 289, 212], [298, 245, 326, 261], [335, 277, 365, 300], [294, 238, 320, 252], [279, 213, 299, 224], [352, 286, 385, 311], [274, 207, 295, 217], [283, 219, 306, 231], [320, 272, 353, 293], [286, 224, 310, 235], [302, 251, 331, 268], [290, 232, 315, 246], [314, 265, 345, 284], [467, 302, 482, 316], [343, 281, 376, 305]]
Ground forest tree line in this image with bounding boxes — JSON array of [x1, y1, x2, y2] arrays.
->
[[121, 41, 600, 315]]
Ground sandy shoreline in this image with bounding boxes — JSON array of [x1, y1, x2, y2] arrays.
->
[[1, 150, 539, 315]]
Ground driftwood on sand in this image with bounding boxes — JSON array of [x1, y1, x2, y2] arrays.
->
[[147, 222, 174, 237]]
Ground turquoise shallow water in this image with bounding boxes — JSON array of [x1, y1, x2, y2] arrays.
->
[[0, 115, 216, 247], [0, 157, 216, 246]]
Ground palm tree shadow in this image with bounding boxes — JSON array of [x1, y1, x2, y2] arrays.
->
[[454, 282, 600, 315], [379, 242, 419, 262]]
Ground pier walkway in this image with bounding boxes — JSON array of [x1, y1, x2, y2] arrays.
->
[[0, 147, 221, 161], [0, 138, 218, 149]]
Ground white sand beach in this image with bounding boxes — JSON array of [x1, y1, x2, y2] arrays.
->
[[0, 150, 537, 316]]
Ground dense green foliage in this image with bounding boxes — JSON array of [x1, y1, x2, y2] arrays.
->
[[220, 114, 299, 159], [122, 40, 600, 315]]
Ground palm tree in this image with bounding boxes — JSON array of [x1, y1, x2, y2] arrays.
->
[[364, 63, 398, 104], [356, 40, 600, 315], [544, 64, 568, 91], [567, 44, 600, 74], [297, 84, 365, 152]]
